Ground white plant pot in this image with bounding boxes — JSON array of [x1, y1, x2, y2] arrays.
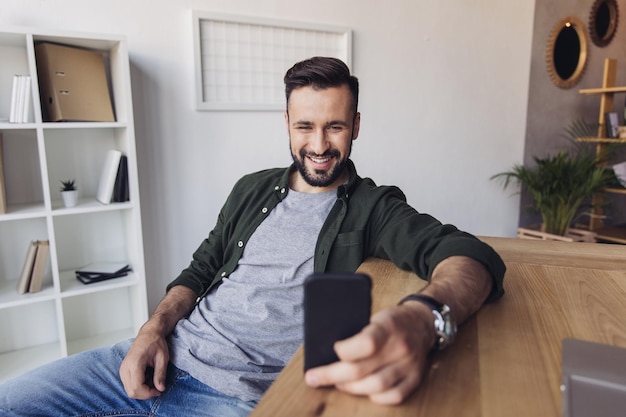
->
[[614, 161, 626, 187], [61, 190, 78, 208]]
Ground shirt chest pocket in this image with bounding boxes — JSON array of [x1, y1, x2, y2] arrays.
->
[[334, 230, 364, 247]]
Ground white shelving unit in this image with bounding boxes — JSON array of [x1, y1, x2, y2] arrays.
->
[[0, 27, 147, 382]]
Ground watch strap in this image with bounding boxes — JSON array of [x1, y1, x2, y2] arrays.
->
[[398, 294, 443, 311], [398, 293, 454, 351]]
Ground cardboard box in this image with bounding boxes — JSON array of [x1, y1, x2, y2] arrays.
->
[[35, 42, 115, 122]]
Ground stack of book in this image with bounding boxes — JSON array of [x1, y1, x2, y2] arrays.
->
[[9, 74, 31, 123], [17, 240, 50, 294], [75, 262, 131, 284], [96, 149, 129, 204]]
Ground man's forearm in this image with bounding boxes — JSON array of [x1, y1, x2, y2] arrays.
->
[[418, 255, 493, 325], [140, 285, 197, 337]]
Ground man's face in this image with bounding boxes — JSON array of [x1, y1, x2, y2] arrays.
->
[[285, 85, 360, 193]]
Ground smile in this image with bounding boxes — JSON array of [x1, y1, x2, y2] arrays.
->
[[307, 155, 333, 164]]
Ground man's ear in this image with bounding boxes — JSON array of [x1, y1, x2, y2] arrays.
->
[[284, 110, 290, 134], [352, 112, 361, 141]]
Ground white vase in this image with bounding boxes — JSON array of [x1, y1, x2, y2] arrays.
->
[[61, 190, 78, 208]]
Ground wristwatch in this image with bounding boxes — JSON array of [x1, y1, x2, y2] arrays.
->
[[398, 294, 457, 351]]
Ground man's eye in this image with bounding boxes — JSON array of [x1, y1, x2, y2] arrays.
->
[[328, 125, 344, 131]]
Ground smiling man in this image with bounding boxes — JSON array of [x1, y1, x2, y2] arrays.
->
[[0, 57, 505, 417]]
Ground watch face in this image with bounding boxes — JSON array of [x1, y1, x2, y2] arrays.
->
[[434, 305, 456, 350], [397, 294, 456, 351], [443, 309, 457, 346]]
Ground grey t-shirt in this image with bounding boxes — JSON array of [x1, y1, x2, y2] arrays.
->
[[168, 188, 337, 401]]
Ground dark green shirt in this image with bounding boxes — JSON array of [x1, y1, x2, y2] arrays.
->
[[168, 160, 505, 302]]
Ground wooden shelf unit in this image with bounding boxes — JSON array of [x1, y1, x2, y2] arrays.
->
[[577, 58, 626, 244]]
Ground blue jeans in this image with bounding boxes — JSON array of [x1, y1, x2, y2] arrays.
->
[[0, 339, 257, 417]]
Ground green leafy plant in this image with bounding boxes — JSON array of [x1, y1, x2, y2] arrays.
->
[[60, 179, 76, 192], [491, 144, 617, 236]]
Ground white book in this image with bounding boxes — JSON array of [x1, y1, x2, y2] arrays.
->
[[15, 75, 25, 124], [22, 75, 31, 123], [9, 75, 19, 123], [96, 150, 122, 204]]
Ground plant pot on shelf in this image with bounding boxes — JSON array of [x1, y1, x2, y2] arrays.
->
[[517, 224, 597, 242], [61, 190, 78, 208]]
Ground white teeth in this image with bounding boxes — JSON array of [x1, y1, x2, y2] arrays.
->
[[309, 156, 331, 163]]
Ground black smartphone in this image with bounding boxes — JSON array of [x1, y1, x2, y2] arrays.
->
[[303, 272, 372, 371]]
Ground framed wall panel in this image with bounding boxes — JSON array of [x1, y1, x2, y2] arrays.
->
[[193, 11, 352, 111]]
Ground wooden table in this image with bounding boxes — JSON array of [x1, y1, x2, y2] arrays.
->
[[250, 237, 626, 417]]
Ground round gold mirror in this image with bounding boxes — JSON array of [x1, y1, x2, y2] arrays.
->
[[546, 17, 589, 89], [589, 0, 619, 47]]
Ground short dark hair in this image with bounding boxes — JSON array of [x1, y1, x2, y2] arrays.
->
[[284, 56, 359, 113]]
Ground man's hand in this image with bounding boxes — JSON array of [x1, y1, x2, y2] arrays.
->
[[119, 285, 197, 399], [304, 301, 434, 405], [119, 327, 170, 399]]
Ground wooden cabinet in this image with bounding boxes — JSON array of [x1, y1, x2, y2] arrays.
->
[[0, 27, 147, 381], [578, 58, 626, 244]]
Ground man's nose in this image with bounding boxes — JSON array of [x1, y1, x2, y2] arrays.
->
[[308, 130, 330, 154]]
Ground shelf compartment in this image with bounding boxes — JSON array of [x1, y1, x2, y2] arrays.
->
[[0, 217, 51, 302], [0, 301, 61, 382], [61, 287, 135, 355], [43, 127, 130, 204], [0, 129, 44, 211], [52, 210, 131, 274], [0, 32, 30, 123], [32, 33, 131, 125]]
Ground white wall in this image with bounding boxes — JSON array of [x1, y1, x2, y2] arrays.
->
[[1, 0, 535, 311]]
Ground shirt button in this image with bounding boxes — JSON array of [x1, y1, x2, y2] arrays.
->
[[262, 207, 268, 213], [238, 241, 244, 247], [221, 271, 227, 277], [274, 186, 280, 190], [280, 188, 286, 194]]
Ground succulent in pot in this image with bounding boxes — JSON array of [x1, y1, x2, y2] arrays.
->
[[60, 179, 78, 208]]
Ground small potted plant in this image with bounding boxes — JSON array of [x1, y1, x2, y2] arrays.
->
[[60, 179, 78, 208]]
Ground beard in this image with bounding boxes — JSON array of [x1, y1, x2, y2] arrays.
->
[[291, 147, 350, 188]]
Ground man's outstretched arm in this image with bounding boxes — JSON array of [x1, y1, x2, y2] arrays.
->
[[304, 255, 492, 404]]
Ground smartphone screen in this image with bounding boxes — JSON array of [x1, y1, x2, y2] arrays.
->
[[303, 272, 372, 371]]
